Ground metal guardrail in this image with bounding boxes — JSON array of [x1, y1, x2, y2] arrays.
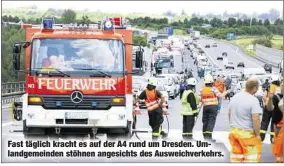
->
[[1, 81, 25, 106], [255, 44, 283, 67], [2, 81, 25, 96]]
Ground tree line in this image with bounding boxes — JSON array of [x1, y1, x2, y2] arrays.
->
[[1, 10, 283, 83]]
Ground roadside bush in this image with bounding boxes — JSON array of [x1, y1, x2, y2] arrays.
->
[[252, 38, 272, 48]]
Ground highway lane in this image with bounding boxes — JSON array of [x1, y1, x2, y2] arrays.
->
[[1, 44, 275, 162], [199, 38, 280, 73]]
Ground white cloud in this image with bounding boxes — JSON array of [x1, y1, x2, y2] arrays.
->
[[2, 1, 283, 15]]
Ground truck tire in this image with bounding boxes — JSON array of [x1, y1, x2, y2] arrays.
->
[[13, 108, 22, 121]]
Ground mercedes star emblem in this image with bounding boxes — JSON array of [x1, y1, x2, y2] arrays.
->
[[70, 91, 83, 104]]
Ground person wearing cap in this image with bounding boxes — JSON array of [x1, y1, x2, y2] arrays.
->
[[181, 78, 200, 140], [260, 75, 281, 143], [137, 79, 168, 140], [266, 80, 284, 163], [228, 77, 263, 162], [199, 74, 228, 142]]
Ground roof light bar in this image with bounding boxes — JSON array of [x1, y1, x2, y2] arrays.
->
[[42, 18, 55, 30]]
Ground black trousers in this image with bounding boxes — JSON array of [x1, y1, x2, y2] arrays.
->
[[202, 105, 218, 140], [260, 108, 274, 142], [148, 107, 164, 140], [182, 115, 195, 140], [180, 89, 185, 99]]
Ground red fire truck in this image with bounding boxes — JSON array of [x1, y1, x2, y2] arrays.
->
[[12, 17, 144, 139]]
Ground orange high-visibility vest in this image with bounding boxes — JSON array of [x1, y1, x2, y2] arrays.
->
[[201, 87, 218, 106], [272, 119, 283, 163], [145, 89, 160, 111], [214, 81, 225, 93]]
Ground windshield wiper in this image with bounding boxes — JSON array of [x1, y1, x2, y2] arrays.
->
[[73, 68, 111, 78], [34, 68, 70, 77]]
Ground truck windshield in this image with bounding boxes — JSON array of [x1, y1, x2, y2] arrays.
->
[[157, 59, 171, 68], [31, 39, 124, 75]]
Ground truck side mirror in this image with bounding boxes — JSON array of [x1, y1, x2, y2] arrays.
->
[[13, 44, 22, 54], [12, 44, 21, 70], [135, 50, 143, 68]]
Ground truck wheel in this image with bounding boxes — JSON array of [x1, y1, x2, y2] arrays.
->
[[13, 108, 22, 121]]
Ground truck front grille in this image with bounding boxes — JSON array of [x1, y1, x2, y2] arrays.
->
[[41, 96, 112, 110]]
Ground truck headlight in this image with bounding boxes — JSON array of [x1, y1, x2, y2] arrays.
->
[[111, 97, 125, 106], [28, 96, 42, 105]]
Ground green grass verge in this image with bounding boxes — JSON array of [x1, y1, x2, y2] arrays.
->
[[271, 35, 283, 50], [229, 35, 283, 56]]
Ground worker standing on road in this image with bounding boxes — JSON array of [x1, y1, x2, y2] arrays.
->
[[260, 75, 281, 143], [225, 76, 232, 100], [200, 74, 227, 142], [179, 79, 186, 99], [198, 67, 205, 79], [262, 78, 270, 92], [137, 79, 168, 141], [264, 80, 283, 163], [213, 75, 226, 113], [228, 77, 263, 162], [181, 78, 199, 141]]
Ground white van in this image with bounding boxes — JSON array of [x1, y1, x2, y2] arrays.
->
[[243, 68, 266, 79], [154, 75, 177, 99]]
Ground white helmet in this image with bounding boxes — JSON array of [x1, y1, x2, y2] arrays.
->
[[204, 74, 214, 84], [148, 79, 158, 87], [270, 75, 280, 83], [187, 78, 197, 86]]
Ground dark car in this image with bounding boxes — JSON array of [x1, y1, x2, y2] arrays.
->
[[217, 56, 223, 60], [222, 52, 227, 56], [212, 43, 217, 47], [237, 62, 245, 67], [205, 44, 210, 48], [264, 63, 272, 73]]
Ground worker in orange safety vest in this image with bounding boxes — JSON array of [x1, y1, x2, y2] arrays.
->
[[266, 79, 283, 163], [199, 74, 228, 142], [136, 79, 168, 140]]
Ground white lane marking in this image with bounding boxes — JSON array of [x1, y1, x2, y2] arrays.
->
[[2, 105, 11, 109], [203, 50, 219, 67], [2, 121, 13, 127]]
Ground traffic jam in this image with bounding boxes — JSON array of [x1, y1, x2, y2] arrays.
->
[[5, 16, 284, 163]]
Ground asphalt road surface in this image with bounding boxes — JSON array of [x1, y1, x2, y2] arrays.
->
[[1, 38, 275, 162]]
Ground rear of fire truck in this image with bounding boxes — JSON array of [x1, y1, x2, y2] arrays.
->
[[11, 17, 144, 139]]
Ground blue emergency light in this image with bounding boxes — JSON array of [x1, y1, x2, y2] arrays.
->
[[42, 18, 55, 30]]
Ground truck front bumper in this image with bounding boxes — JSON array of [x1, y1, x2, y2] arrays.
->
[[24, 106, 128, 128]]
